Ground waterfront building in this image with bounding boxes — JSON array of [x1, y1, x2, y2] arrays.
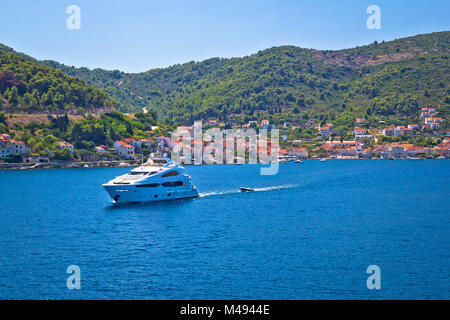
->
[[113, 141, 135, 160], [388, 144, 407, 159], [288, 147, 308, 159], [0, 134, 29, 158], [122, 138, 142, 150]]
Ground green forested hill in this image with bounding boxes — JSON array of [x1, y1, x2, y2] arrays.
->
[[31, 32, 450, 127], [0, 45, 116, 113]]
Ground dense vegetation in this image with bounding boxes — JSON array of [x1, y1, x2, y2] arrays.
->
[[41, 31, 449, 128], [1, 110, 160, 160], [0, 45, 116, 113]]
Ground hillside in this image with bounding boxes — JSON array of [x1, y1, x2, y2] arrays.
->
[[38, 31, 450, 128], [0, 44, 116, 114]]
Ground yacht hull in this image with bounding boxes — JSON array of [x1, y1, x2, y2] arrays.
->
[[103, 184, 199, 204]]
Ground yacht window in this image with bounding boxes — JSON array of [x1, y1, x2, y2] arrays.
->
[[162, 181, 185, 187], [136, 183, 160, 188], [129, 171, 147, 175], [161, 170, 179, 178], [152, 159, 167, 165]]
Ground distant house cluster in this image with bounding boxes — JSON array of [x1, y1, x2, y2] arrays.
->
[[320, 137, 450, 159], [112, 136, 169, 160], [382, 126, 413, 137], [378, 107, 446, 137], [420, 108, 442, 130]]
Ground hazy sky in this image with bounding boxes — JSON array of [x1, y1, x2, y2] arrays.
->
[[1, 0, 449, 73]]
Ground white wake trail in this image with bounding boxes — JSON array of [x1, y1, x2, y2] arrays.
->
[[199, 184, 298, 198]]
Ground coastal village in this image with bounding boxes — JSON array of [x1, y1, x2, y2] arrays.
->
[[1, 104, 449, 169]]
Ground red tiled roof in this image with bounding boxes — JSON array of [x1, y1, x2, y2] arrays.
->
[[116, 141, 133, 148]]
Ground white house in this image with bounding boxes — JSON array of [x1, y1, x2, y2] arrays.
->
[[122, 138, 142, 150], [261, 120, 274, 131], [393, 127, 403, 136], [431, 122, 441, 130], [355, 134, 373, 141], [141, 138, 155, 149], [114, 141, 135, 160], [0, 134, 29, 158], [382, 127, 395, 136], [318, 125, 331, 137], [388, 145, 407, 159], [57, 141, 74, 153], [421, 111, 430, 119], [288, 147, 308, 159], [425, 117, 434, 125]]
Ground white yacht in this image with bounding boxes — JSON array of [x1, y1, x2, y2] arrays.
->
[[103, 157, 199, 204]]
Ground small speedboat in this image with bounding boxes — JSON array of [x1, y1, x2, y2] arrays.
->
[[239, 187, 254, 192], [295, 160, 303, 163], [320, 158, 327, 162]]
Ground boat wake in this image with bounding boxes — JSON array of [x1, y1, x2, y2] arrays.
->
[[199, 184, 298, 198]]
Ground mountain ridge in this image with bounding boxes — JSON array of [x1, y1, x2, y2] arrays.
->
[[1, 31, 449, 130]]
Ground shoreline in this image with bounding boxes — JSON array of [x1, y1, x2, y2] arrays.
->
[[0, 157, 446, 171]]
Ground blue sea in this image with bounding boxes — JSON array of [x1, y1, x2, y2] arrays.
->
[[0, 160, 449, 299]]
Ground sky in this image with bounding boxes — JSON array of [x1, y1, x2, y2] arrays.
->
[[1, 0, 449, 73]]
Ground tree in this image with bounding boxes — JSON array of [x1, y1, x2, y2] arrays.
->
[[9, 86, 18, 105]]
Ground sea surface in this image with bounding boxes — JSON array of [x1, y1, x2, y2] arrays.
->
[[0, 160, 449, 299]]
